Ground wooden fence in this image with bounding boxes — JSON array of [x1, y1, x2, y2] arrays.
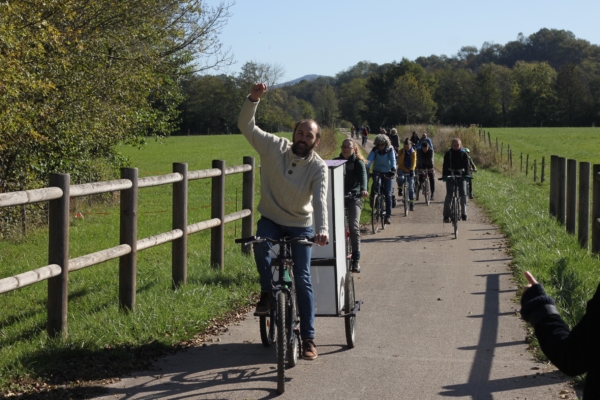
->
[[478, 130, 600, 254], [0, 157, 255, 338], [548, 156, 600, 253]]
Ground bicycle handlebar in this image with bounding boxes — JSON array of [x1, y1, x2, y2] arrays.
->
[[344, 192, 363, 200], [235, 236, 319, 246]]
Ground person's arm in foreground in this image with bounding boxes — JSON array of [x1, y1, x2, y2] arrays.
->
[[520, 271, 598, 376]]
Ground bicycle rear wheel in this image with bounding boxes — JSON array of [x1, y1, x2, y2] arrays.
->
[[276, 291, 287, 394], [371, 194, 380, 234], [344, 271, 357, 348], [424, 179, 430, 205]]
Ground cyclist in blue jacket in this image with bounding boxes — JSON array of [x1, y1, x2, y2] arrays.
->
[[366, 134, 396, 225]]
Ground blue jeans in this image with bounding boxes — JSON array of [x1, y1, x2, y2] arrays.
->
[[371, 173, 393, 218], [396, 173, 415, 201], [253, 217, 315, 340]]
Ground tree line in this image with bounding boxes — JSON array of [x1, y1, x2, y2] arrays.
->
[[179, 28, 600, 135]]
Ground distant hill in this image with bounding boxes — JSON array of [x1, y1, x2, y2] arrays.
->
[[274, 74, 324, 88]]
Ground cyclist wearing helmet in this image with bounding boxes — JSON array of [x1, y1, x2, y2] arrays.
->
[[366, 134, 397, 225], [463, 148, 477, 199], [416, 140, 435, 200], [442, 138, 471, 222]]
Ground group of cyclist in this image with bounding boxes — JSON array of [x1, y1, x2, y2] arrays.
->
[[239, 85, 599, 397], [238, 82, 478, 362]]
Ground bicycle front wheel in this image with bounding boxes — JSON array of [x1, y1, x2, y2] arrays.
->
[[403, 187, 408, 217], [380, 195, 386, 230], [371, 194, 380, 234], [452, 197, 459, 239], [424, 179, 430, 205], [287, 278, 300, 368], [276, 291, 287, 394]]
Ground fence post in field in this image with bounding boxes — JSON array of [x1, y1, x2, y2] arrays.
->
[[47, 173, 70, 338], [534, 160, 537, 182], [557, 157, 567, 225], [488, 132, 491, 147], [172, 163, 188, 288], [510, 150, 513, 169], [566, 159, 577, 234], [541, 157, 546, 183], [526, 155, 529, 176], [500, 143, 503, 160], [520, 153, 523, 172], [593, 165, 600, 254], [495, 138, 498, 152], [579, 162, 590, 250], [549, 155, 558, 217], [241, 156, 255, 255], [211, 160, 226, 270], [119, 168, 138, 311]]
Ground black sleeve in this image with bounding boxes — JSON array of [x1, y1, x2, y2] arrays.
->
[[529, 283, 600, 377]]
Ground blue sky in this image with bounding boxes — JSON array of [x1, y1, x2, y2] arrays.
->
[[208, 0, 600, 83]]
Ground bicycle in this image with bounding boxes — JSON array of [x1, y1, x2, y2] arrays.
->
[[418, 168, 434, 206], [234, 235, 316, 394], [370, 171, 392, 233], [397, 171, 411, 216], [440, 168, 466, 239]]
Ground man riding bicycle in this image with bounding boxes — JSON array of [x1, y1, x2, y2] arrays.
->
[[238, 83, 329, 360], [397, 138, 417, 211], [366, 134, 396, 225], [442, 138, 471, 222], [416, 140, 435, 200]]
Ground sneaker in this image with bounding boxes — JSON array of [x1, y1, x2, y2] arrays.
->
[[461, 215, 468, 221], [351, 260, 361, 273], [409, 202, 414, 211], [385, 217, 392, 225], [443, 217, 451, 223], [254, 292, 270, 316], [302, 339, 318, 360]]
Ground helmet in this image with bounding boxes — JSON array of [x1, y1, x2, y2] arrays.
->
[[464, 148, 470, 153]]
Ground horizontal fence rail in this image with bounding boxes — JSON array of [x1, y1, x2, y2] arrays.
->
[[0, 157, 256, 337]]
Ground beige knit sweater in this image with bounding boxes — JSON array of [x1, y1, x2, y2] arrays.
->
[[238, 97, 329, 236]]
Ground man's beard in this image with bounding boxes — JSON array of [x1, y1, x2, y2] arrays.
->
[[292, 140, 315, 157]]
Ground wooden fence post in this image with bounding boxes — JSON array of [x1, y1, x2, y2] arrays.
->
[[47, 173, 70, 338], [579, 162, 590, 250], [488, 132, 491, 147], [549, 155, 558, 217], [211, 160, 225, 270], [172, 163, 188, 288], [120, 168, 138, 311], [593, 165, 600, 254], [557, 157, 567, 225], [526, 155, 529, 177], [534, 160, 537, 182], [520, 153, 523, 172], [566, 159, 577, 234], [241, 156, 255, 255], [541, 156, 546, 183], [495, 138, 498, 151]]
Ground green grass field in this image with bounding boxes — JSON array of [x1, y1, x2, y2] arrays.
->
[[485, 127, 600, 166]]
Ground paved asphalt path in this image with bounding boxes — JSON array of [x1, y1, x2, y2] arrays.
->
[[94, 135, 579, 399]]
